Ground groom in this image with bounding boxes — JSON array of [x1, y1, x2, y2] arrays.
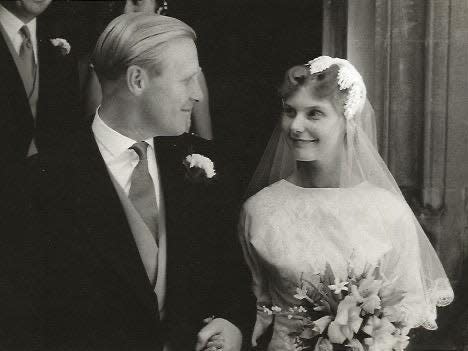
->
[[1, 13, 254, 351]]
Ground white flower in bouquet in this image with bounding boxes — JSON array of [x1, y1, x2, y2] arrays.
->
[[271, 305, 282, 312], [347, 339, 365, 351], [362, 316, 397, 351], [327, 295, 363, 343], [392, 328, 410, 351], [312, 316, 333, 334], [328, 278, 349, 294], [294, 286, 310, 300], [315, 337, 333, 351], [351, 284, 382, 314]]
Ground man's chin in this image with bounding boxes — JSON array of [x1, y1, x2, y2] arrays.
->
[[156, 130, 187, 137]]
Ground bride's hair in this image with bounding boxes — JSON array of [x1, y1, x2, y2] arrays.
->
[[279, 64, 347, 117]]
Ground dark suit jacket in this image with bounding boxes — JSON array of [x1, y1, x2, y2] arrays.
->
[[0, 127, 255, 351], [0, 18, 81, 165]]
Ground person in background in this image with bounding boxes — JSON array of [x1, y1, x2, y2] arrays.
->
[[0, 0, 81, 165]]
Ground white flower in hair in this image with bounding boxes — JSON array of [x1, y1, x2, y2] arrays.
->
[[307, 56, 335, 74], [307, 56, 366, 120]]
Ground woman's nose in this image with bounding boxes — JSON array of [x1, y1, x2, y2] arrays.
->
[[290, 114, 305, 134]]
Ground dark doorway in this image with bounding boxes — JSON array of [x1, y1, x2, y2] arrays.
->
[[172, 0, 323, 189]]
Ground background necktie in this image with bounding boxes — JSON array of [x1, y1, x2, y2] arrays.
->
[[129, 142, 159, 243], [18, 25, 37, 99]]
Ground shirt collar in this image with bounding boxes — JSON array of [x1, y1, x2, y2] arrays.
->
[[0, 4, 37, 44], [92, 108, 155, 159]]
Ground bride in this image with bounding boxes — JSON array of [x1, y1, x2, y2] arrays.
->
[[239, 56, 454, 351]]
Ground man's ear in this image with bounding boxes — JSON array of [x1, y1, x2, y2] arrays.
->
[[127, 65, 147, 96]]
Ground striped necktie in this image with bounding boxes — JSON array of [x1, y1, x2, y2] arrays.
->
[[18, 25, 37, 98], [128, 141, 159, 243]]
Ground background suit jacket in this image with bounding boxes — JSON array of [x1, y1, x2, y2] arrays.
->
[[0, 18, 81, 165], [0, 127, 255, 351]]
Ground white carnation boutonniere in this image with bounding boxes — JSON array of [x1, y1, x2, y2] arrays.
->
[[183, 153, 216, 183], [49, 38, 71, 55]]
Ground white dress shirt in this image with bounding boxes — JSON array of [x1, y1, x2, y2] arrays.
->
[[0, 4, 38, 63], [92, 111, 161, 206]]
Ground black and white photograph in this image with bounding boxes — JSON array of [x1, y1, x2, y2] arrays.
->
[[0, 0, 467, 350]]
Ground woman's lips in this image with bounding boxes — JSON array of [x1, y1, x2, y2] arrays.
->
[[291, 137, 318, 143]]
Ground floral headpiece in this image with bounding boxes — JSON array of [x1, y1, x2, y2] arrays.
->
[[306, 56, 366, 120]]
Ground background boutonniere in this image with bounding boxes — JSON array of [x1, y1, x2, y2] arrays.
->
[[183, 154, 216, 183], [49, 38, 71, 55]]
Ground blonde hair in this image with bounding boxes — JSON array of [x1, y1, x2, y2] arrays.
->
[[92, 13, 196, 81]]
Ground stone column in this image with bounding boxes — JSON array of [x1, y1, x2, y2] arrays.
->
[[338, 0, 468, 347]]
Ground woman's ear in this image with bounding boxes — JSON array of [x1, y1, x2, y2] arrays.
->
[[126, 65, 147, 96]]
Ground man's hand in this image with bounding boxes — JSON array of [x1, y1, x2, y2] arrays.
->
[[195, 318, 242, 351]]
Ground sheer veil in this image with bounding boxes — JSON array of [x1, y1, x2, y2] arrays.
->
[[246, 56, 453, 329]]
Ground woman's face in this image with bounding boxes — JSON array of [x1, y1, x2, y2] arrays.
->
[[124, 0, 158, 14], [281, 86, 345, 162]]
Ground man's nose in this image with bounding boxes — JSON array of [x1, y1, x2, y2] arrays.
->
[[190, 76, 204, 102]]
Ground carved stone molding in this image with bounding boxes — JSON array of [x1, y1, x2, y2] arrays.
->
[[337, 0, 468, 346], [422, 0, 450, 211]]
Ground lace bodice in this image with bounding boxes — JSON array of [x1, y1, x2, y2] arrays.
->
[[239, 180, 451, 350]]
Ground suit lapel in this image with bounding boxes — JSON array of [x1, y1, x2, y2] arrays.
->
[[67, 129, 159, 314], [154, 135, 199, 246], [36, 19, 53, 118], [0, 25, 34, 131], [155, 137, 188, 223], [154, 136, 194, 305]]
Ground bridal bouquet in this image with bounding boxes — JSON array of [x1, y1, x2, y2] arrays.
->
[[262, 262, 412, 351]]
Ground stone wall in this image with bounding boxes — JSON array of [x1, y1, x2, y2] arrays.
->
[[326, 0, 468, 348]]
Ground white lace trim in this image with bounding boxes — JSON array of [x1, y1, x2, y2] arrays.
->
[[409, 278, 454, 330]]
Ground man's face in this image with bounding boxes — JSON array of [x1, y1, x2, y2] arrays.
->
[[138, 38, 203, 137], [124, 0, 157, 14], [0, 0, 52, 23]]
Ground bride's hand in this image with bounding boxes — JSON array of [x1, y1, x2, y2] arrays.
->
[[195, 318, 242, 351]]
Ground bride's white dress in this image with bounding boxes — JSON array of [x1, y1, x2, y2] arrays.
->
[[239, 180, 432, 351]]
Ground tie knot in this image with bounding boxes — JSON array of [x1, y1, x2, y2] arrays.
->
[[20, 25, 31, 41], [130, 141, 149, 160]]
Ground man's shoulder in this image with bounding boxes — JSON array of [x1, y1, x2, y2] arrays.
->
[[155, 133, 213, 152]]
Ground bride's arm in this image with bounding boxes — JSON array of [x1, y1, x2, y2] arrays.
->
[[238, 204, 273, 347]]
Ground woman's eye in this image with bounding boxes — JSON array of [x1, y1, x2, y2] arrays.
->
[[307, 110, 322, 119], [283, 107, 296, 117]]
